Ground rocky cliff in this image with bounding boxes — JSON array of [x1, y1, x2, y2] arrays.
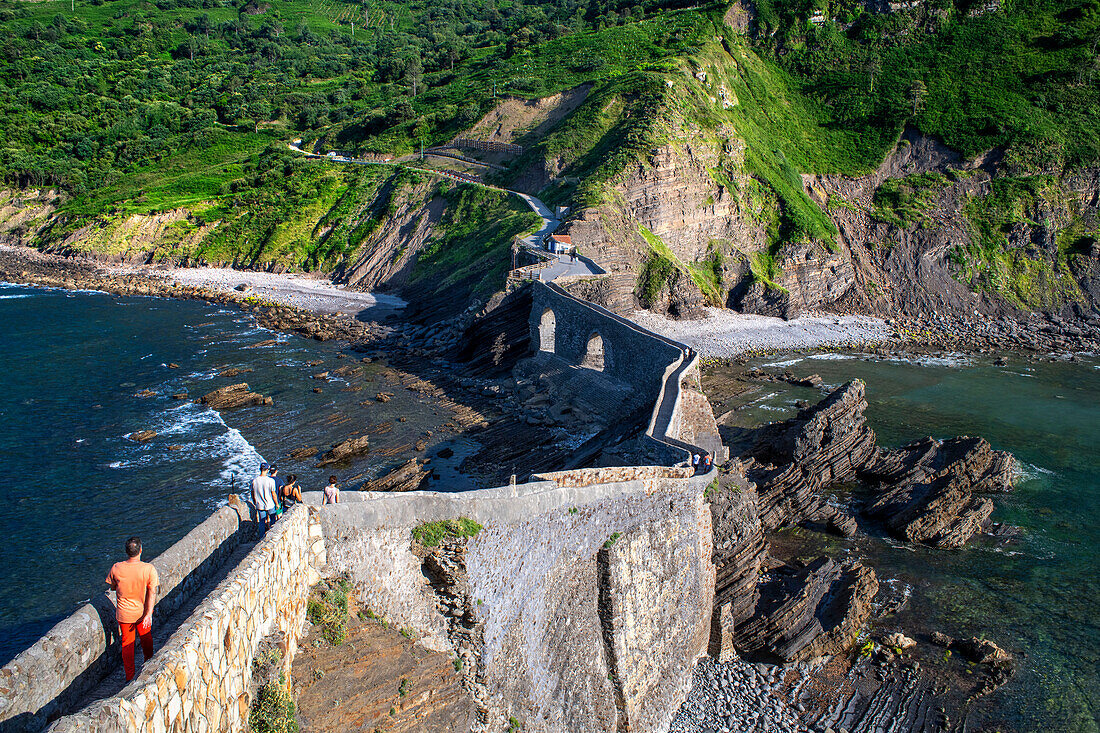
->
[[516, 29, 1100, 340], [729, 380, 1014, 548]]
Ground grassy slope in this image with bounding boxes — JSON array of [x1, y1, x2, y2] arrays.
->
[[3, 0, 1096, 313]]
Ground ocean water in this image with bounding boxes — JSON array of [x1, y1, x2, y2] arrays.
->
[[0, 283, 468, 663], [731, 351, 1100, 733]]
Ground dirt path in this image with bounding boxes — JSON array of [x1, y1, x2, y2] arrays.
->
[[292, 614, 474, 732]]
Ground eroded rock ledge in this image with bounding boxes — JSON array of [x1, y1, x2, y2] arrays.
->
[[739, 380, 1014, 549]]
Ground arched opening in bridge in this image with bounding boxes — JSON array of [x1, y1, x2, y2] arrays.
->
[[581, 332, 605, 371], [539, 308, 556, 353]]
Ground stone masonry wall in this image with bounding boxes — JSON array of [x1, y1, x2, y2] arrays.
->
[[311, 470, 715, 733], [530, 281, 683, 402], [46, 505, 326, 733], [0, 500, 251, 733]]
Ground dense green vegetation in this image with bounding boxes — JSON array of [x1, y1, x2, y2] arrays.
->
[[411, 517, 483, 547], [953, 175, 1085, 307], [870, 170, 951, 229], [754, 0, 1100, 168], [0, 0, 705, 197], [412, 182, 541, 300], [0, 0, 1095, 313], [248, 672, 298, 733], [306, 577, 351, 646]]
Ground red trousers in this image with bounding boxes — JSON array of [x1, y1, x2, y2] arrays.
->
[[119, 620, 153, 681]]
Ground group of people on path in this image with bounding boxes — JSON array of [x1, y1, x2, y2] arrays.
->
[[251, 463, 341, 534], [103, 463, 345, 681], [692, 452, 713, 475]]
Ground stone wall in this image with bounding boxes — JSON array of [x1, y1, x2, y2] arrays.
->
[[46, 505, 325, 733], [309, 469, 715, 733], [528, 281, 702, 466], [530, 282, 683, 397], [0, 499, 252, 733]]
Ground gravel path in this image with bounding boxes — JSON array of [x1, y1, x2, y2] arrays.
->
[[631, 308, 894, 358], [117, 266, 406, 318]]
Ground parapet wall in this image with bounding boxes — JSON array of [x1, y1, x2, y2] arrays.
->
[[0, 499, 252, 732], [47, 505, 325, 733], [308, 467, 715, 733]]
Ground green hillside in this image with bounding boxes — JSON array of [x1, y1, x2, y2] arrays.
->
[[0, 0, 1096, 274]]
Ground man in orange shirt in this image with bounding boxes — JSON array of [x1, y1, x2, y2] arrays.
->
[[105, 536, 159, 681]]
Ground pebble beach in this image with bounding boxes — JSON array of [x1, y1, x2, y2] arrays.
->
[[631, 308, 895, 358]]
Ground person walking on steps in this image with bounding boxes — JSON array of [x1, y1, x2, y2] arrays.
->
[[251, 462, 277, 534], [105, 537, 159, 682]]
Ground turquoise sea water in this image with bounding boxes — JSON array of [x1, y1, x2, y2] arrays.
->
[[733, 351, 1100, 732], [0, 283, 466, 664]]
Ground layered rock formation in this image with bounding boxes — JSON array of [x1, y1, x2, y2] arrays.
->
[[708, 465, 766, 647], [363, 458, 431, 492], [195, 382, 273, 410], [733, 380, 1014, 548], [707, 462, 877, 665], [317, 434, 371, 467], [292, 604, 476, 732], [861, 436, 1014, 547], [726, 557, 879, 663], [740, 380, 875, 532]]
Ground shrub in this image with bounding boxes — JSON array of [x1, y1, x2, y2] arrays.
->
[[306, 579, 350, 646], [248, 673, 298, 733], [412, 518, 483, 547]]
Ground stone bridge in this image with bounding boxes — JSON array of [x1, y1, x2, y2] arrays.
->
[[2, 281, 724, 733]]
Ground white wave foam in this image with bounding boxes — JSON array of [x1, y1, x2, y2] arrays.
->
[[1014, 459, 1056, 482], [808, 352, 859, 361], [112, 401, 265, 493], [0, 293, 31, 299], [761, 356, 806, 368], [878, 353, 974, 368]]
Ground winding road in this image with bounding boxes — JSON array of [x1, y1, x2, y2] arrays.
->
[[289, 141, 603, 281]]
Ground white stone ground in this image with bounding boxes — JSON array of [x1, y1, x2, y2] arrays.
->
[[115, 265, 406, 317], [631, 308, 895, 358]]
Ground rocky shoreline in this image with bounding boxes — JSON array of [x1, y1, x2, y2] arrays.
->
[[687, 357, 1036, 733]]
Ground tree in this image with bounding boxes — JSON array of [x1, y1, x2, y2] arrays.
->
[[908, 79, 927, 117], [403, 54, 423, 97]]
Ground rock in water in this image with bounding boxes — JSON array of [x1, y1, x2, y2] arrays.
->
[[884, 632, 917, 650], [729, 557, 879, 663], [317, 435, 371, 467], [127, 430, 157, 443], [741, 380, 876, 531], [362, 459, 430, 492], [861, 436, 1014, 547], [196, 383, 273, 410]]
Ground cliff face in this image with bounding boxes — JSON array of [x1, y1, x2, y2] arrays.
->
[[542, 34, 1099, 329], [318, 478, 715, 733], [0, 189, 215, 264]]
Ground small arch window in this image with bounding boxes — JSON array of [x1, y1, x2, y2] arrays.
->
[[539, 309, 556, 353], [581, 332, 605, 371]]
